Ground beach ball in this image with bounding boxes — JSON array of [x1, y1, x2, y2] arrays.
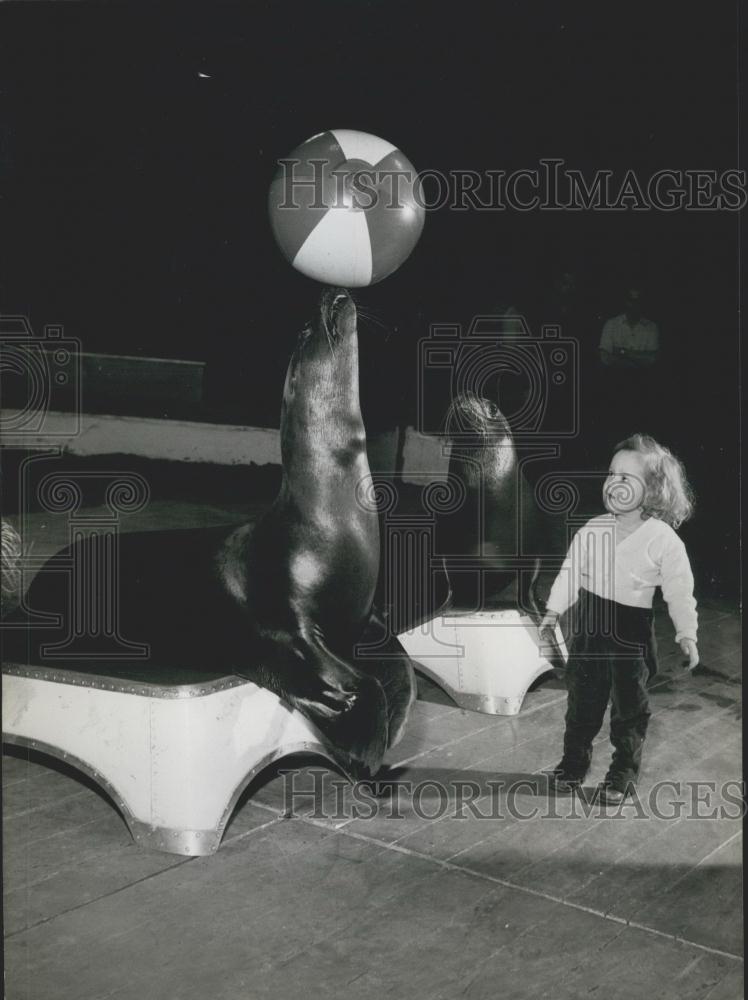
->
[[268, 129, 425, 287]]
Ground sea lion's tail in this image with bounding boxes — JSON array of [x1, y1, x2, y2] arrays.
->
[[242, 634, 390, 780], [354, 607, 418, 751], [1, 520, 24, 619]]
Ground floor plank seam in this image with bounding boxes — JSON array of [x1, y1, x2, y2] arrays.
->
[[306, 819, 745, 964], [391, 693, 569, 770], [520, 760, 742, 901], [627, 827, 743, 911], [2, 788, 94, 822], [441, 805, 595, 867], [239, 799, 290, 820], [384, 738, 573, 850], [221, 814, 284, 846], [3, 813, 119, 854], [506, 810, 686, 891], [623, 917, 743, 963], [511, 788, 742, 912], [672, 953, 707, 981], [2, 837, 135, 896], [702, 970, 744, 999], [2, 855, 195, 940], [2, 771, 56, 789], [361, 779, 507, 851]]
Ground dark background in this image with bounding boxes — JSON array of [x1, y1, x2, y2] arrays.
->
[[0, 1, 742, 598]]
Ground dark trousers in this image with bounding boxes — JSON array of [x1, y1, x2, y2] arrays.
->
[[561, 589, 657, 784]]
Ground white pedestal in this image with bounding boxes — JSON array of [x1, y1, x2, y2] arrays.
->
[[2, 663, 334, 856], [2, 612, 566, 857], [397, 610, 567, 715]]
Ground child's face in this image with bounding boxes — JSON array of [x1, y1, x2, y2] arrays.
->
[[603, 450, 647, 514]]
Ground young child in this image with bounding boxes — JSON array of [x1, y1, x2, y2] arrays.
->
[[540, 434, 699, 804]]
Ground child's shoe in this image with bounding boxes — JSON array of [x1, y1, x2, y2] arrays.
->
[[596, 774, 636, 804], [547, 762, 586, 793]]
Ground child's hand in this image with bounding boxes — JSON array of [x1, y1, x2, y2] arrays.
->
[[679, 638, 699, 669], [538, 610, 559, 642]]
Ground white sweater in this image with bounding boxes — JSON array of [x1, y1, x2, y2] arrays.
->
[[546, 514, 698, 643]]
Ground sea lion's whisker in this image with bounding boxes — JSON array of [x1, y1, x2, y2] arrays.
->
[[357, 307, 393, 341], [357, 307, 388, 330]]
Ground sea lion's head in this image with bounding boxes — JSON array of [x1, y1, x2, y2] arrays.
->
[[444, 393, 515, 482], [444, 392, 513, 442], [281, 287, 365, 460], [283, 288, 358, 403]]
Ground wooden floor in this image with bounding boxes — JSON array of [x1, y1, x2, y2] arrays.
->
[[2, 504, 743, 1000]]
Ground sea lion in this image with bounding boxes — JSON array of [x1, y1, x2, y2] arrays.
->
[[437, 391, 567, 668], [225, 287, 416, 773], [2, 289, 416, 779]]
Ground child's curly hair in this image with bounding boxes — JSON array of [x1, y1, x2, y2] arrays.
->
[[614, 434, 694, 528]]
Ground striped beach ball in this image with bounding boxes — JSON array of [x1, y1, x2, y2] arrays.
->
[[268, 129, 425, 287]]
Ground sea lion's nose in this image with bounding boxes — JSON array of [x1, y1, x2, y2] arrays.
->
[[332, 291, 349, 313], [327, 288, 355, 332]]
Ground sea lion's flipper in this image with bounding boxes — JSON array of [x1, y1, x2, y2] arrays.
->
[[235, 634, 389, 779], [354, 606, 417, 750]]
